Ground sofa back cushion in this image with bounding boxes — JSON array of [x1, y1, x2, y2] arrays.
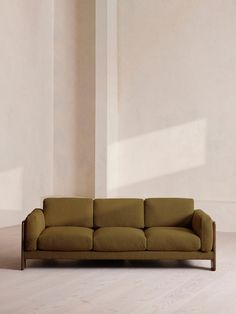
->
[[94, 198, 144, 228], [145, 198, 194, 227], [43, 198, 93, 227]]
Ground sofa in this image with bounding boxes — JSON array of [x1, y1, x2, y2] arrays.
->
[[21, 197, 216, 271]]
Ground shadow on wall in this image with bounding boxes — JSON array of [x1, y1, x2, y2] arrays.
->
[[108, 118, 207, 194], [53, 0, 95, 196]]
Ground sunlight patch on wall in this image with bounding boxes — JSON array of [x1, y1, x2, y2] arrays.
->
[[0, 167, 23, 211], [108, 119, 207, 192]]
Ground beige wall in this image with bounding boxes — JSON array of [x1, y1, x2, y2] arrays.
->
[[0, 0, 54, 227], [54, 0, 95, 197], [1, 0, 235, 231], [0, 0, 95, 227], [111, 0, 236, 230], [94, 0, 236, 231]]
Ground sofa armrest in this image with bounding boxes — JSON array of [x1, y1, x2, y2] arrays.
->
[[192, 209, 213, 252], [25, 208, 45, 251]]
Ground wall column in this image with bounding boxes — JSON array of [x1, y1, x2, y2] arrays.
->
[[95, 0, 118, 197]]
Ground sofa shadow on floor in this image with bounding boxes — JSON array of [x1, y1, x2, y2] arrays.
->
[[0, 256, 211, 271], [23, 259, 211, 271]]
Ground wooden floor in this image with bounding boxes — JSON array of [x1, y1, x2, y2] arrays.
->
[[0, 226, 235, 314]]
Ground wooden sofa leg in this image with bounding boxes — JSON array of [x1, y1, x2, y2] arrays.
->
[[21, 257, 26, 271], [21, 220, 26, 270], [211, 221, 216, 271], [211, 258, 216, 271]]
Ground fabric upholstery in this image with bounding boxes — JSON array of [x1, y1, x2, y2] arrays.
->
[[43, 198, 93, 227], [25, 209, 45, 251], [23, 198, 215, 267], [145, 198, 194, 227], [145, 227, 201, 251], [192, 209, 213, 252], [38, 226, 93, 251], [94, 227, 146, 251], [94, 199, 144, 228]]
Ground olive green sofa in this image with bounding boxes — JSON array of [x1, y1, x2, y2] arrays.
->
[[21, 197, 216, 270]]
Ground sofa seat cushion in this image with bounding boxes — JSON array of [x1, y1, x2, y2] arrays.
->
[[38, 227, 93, 251], [94, 227, 146, 251], [145, 227, 201, 251]]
